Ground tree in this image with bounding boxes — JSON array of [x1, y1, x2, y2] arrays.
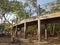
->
[[56, 0, 60, 5], [51, 0, 60, 12], [0, 0, 25, 24], [10, 1, 24, 20], [24, 0, 37, 17], [0, 0, 13, 25], [51, 6, 60, 12]]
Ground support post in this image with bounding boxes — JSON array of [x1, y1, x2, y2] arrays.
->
[[53, 23, 55, 35], [15, 25, 17, 37], [15, 17, 18, 37], [38, 19, 41, 41], [24, 22, 27, 38], [45, 24, 47, 40]]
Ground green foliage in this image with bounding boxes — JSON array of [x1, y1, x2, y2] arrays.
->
[[51, 6, 60, 12], [25, 0, 37, 8], [10, 1, 30, 20], [39, 8, 45, 15], [0, 0, 11, 13], [0, 24, 5, 32], [51, 0, 60, 12], [55, 23, 60, 31], [27, 25, 37, 33], [56, 0, 60, 4], [47, 23, 60, 31], [10, 1, 24, 20], [24, 0, 37, 17]]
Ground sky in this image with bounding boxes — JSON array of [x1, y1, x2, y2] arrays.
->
[[17, 0, 54, 5], [37, 0, 54, 5], [18, 0, 54, 5]]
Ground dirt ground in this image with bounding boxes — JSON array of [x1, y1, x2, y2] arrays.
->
[[0, 35, 60, 45]]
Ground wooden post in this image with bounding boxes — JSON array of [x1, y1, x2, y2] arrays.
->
[[15, 25, 18, 37], [45, 24, 47, 40], [53, 23, 55, 35], [45, 29, 47, 40], [24, 22, 27, 38], [15, 17, 18, 37], [38, 19, 41, 41]]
